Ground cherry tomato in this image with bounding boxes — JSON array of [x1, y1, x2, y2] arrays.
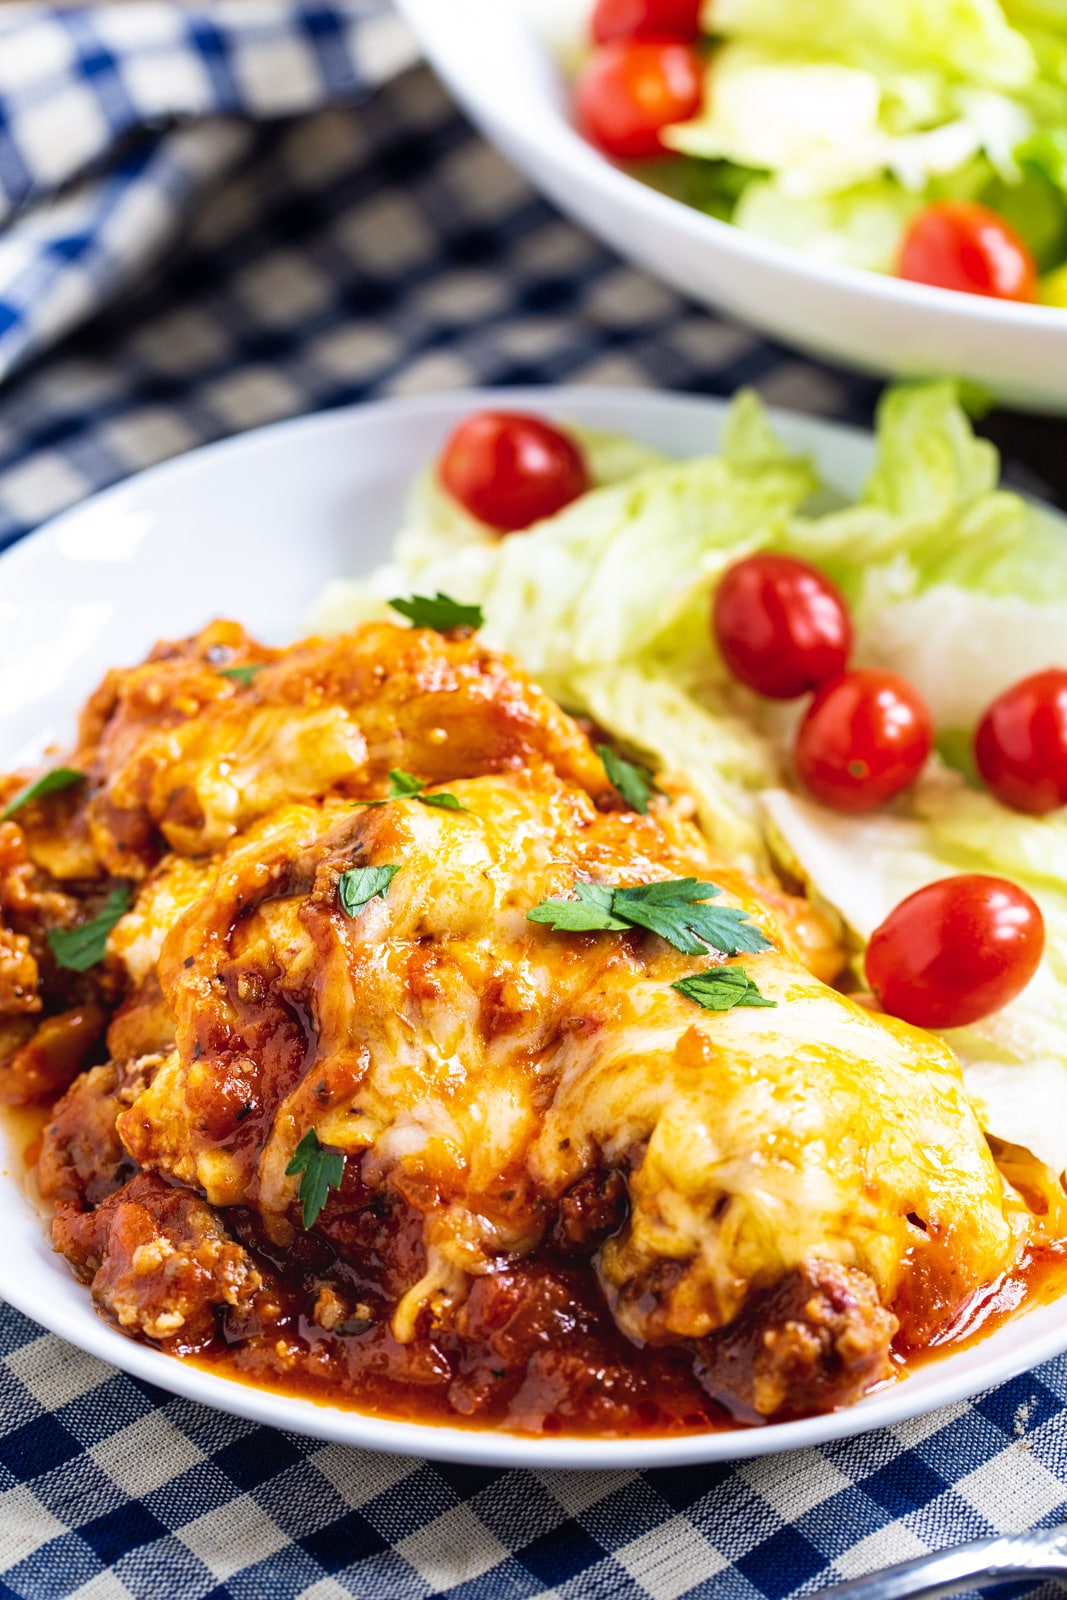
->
[[591, 0, 703, 42], [974, 668, 1067, 814], [865, 874, 1044, 1030], [438, 412, 589, 533], [898, 200, 1038, 303], [712, 553, 852, 700], [576, 39, 703, 160], [794, 669, 933, 813]]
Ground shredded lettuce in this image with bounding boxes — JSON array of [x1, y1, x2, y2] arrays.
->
[[860, 588, 1067, 728], [707, 0, 1035, 86], [733, 178, 920, 273], [730, 162, 1067, 274], [1008, 0, 1067, 31], [397, 425, 672, 576], [313, 425, 672, 637], [318, 376, 1067, 841], [664, 46, 1027, 205], [860, 380, 1000, 513], [665, 48, 906, 200], [655, 0, 1067, 273], [777, 382, 1067, 728], [453, 452, 813, 684], [320, 383, 1067, 730]]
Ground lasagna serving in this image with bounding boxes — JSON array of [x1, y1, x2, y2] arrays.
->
[[0, 613, 1050, 1435]]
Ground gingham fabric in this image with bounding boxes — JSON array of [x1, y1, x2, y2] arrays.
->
[[2, 5, 1067, 1597], [0, 0, 417, 382]]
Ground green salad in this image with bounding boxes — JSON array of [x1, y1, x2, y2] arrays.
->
[[317, 381, 1067, 1185], [573, 0, 1067, 302]]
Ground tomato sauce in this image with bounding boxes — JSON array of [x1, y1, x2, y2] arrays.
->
[[7, 1098, 1067, 1440], [189, 1244, 1067, 1438], [191, 1190, 734, 1437]]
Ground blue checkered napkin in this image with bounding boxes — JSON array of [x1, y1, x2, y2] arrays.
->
[[0, 0, 416, 380], [1, 27, 1066, 1600], [4, 1295, 1067, 1599]]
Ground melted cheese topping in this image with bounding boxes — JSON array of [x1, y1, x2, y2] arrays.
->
[[115, 767, 1018, 1348]]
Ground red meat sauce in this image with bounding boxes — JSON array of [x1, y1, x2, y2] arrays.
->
[[201, 1212, 727, 1438], [7, 1099, 1067, 1439], [188, 1238, 1067, 1438]]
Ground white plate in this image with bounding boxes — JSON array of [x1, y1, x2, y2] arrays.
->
[[3, 388, 1066, 1471], [395, 0, 1067, 414]]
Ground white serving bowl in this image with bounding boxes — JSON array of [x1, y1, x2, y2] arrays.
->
[[396, 0, 1067, 413]]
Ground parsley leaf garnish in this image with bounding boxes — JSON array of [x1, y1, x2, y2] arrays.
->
[[418, 792, 466, 812], [388, 768, 426, 799], [528, 878, 771, 956], [366, 769, 468, 813], [611, 881, 772, 956], [2, 767, 85, 822], [389, 592, 484, 632], [47, 884, 131, 972], [286, 1129, 345, 1228], [219, 664, 263, 686], [672, 967, 776, 1011], [338, 863, 399, 917], [597, 745, 660, 815], [527, 881, 629, 933]]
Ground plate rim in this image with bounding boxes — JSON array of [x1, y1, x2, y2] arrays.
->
[[3, 384, 1065, 1471], [0, 383, 870, 570]]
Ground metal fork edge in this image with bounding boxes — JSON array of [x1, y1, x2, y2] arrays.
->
[[810, 1527, 1067, 1600]]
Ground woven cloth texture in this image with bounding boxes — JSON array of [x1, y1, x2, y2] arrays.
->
[[0, 0, 416, 382], [1, 5, 1067, 1598]]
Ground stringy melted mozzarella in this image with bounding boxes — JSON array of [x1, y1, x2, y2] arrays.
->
[[114, 768, 1018, 1348]]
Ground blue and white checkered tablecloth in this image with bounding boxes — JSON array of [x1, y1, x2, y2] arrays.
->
[[3, 4, 1067, 1597]]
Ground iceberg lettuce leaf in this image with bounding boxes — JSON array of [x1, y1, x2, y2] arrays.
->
[[709, 0, 1035, 87], [733, 177, 920, 271], [859, 586, 1067, 727], [394, 424, 674, 578], [807, 383, 1067, 677]]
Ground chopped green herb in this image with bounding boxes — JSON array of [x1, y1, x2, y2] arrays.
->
[[2, 767, 85, 822], [614, 881, 772, 956], [47, 885, 131, 972], [285, 1128, 345, 1229], [219, 664, 263, 686], [528, 877, 771, 957], [672, 967, 776, 1011], [418, 792, 466, 812], [527, 881, 629, 934], [368, 769, 468, 813], [597, 745, 660, 815], [388, 768, 426, 799], [389, 592, 484, 632], [338, 864, 399, 917]]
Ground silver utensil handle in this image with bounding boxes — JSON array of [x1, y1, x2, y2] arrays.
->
[[812, 1529, 1067, 1600]]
